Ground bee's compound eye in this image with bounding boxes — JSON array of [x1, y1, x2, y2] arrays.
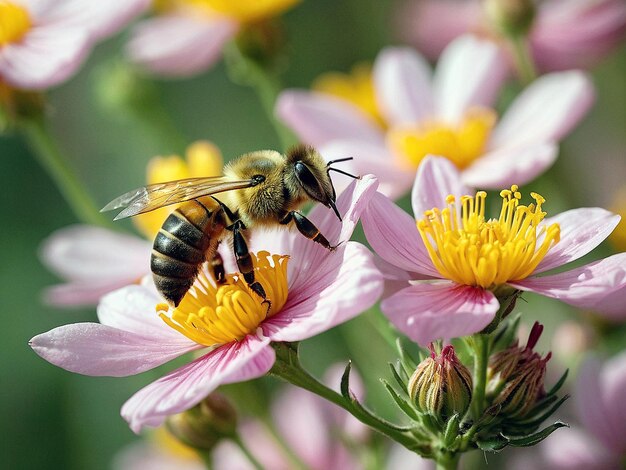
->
[[295, 161, 325, 202], [251, 175, 266, 185]]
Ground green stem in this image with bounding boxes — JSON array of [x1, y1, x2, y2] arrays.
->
[[269, 343, 417, 450], [224, 43, 297, 152], [197, 449, 214, 470], [232, 433, 264, 470], [435, 452, 460, 470], [471, 334, 490, 420], [20, 117, 113, 228], [260, 413, 311, 470], [509, 34, 537, 85]]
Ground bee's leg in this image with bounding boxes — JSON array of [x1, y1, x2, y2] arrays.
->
[[210, 250, 226, 284], [227, 220, 270, 309], [279, 211, 337, 250]]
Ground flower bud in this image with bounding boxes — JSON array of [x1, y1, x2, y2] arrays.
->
[[483, 0, 536, 37], [0, 80, 45, 130], [487, 322, 551, 419], [166, 393, 238, 451], [408, 345, 473, 422]]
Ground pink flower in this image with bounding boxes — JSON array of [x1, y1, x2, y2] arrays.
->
[[39, 225, 151, 307], [276, 35, 594, 199], [399, 0, 626, 72], [0, 0, 149, 89], [30, 176, 383, 433], [361, 156, 626, 345], [127, 0, 299, 77]]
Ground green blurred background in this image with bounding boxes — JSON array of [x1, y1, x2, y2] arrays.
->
[[1, 0, 624, 468]]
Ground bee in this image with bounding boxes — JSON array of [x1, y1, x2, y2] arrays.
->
[[103, 145, 357, 307]]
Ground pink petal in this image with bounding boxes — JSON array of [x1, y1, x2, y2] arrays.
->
[[126, 16, 237, 77], [43, 0, 150, 41], [121, 336, 274, 433], [0, 25, 90, 89], [532, 0, 626, 71], [397, 0, 481, 61], [411, 155, 470, 218], [275, 90, 385, 147], [511, 253, 626, 313], [576, 356, 623, 454], [535, 208, 621, 273], [602, 350, 626, 452], [541, 426, 618, 470], [361, 191, 440, 277], [589, 285, 626, 321], [320, 140, 414, 200], [40, 225, 150, 282], [43, 281, 134, 308], [373, 46, 434, 126], [97, 284, 185, 340], [381, 282, 499, 346], [265, 242, 382, 342], [462, 141, 558, 189], [29, 323, 199, 377], [491, 71, 595, 148], [433, 35, 508, 123]]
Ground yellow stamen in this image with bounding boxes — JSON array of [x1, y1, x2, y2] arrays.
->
[[133, 141, 223, 239], [0, 2, 32, 47], [388, 107, 497, 169], [313, 63, 384, 126], [417, 186, 560, 289], [181, 0, 299, 23], [159, 251, 289, 346], [153, 427, 200, 461]]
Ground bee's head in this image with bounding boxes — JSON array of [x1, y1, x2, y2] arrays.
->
[[287, 145, 359, 221]]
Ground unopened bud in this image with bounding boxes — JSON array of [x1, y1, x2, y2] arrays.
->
[[487, 322, 551, 419], [166, 393, 238, 451], [0, 80, 45, 130], [483, 0, 536, 37], [408, 345, 473, 422], [234, 20, 286, 71]]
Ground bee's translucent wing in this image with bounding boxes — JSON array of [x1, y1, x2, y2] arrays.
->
[[102, 176, 255, 220]]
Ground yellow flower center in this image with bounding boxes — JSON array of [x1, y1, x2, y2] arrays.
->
[[388, 108, 497, 169], [159, 251, 289, 346], [313, 63, 384, 126], [0, 2, 31, 47], [153, 427, 200, 461], [608, 186, 626, 251], [133, 141, 223, 239], [174, 0, 299, 23], [417, 186, 560, 289]]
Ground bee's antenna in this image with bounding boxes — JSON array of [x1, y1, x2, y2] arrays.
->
[[326, 157, 353, 166], [328, 167, 360, 180]]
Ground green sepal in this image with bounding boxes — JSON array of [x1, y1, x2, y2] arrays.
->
[[476, 434, 509, 452], [382, 379, 420, 421], [507, 395, 569, 433], [546, 369, 569, 397], [389, 362, 409, 390], [505, 421, 568, 447], [395, 338, 419, 376], [443, 414, 460, 448], [492, 313, 522, 352]]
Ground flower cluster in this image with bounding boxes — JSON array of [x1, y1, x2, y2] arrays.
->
[[4, 1, 624, 469]]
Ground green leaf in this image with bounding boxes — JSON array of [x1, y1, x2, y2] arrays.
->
[[492, 313, 521, 352], [389, 362, 408, 391], [382, 379, 420, 421], [476, 434, 509, 452], [396, 338, 418, 375], [505, 421, 569, 447], [513, 396, 570, 431], [546, 369, 569, 397]]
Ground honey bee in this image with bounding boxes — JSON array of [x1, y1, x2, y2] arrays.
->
[[103, 145, 357, 307]]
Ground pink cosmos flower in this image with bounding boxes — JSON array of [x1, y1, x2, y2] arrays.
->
[[127, 0, 299, 77], [30, 176, 383, 433], [399, 0, 626, 72], [361, 156, 626, 345], [0, 0, 149, 89], [276, 35, 594, 199]]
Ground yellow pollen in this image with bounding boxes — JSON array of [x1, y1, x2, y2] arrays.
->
[[417, 186, 561, 289], [313, 63, 384, 126], [388, 107, 497, 169], [0, 2, 32, 47], [181, 0, 299, 23], [158, 251, 289, 346]]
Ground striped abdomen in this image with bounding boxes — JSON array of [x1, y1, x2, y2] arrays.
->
[[151, 197, 225, 306]]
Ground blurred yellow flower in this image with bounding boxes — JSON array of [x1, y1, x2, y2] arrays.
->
[[133, 141, 223, 238], [609, 186, 626, 251]]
